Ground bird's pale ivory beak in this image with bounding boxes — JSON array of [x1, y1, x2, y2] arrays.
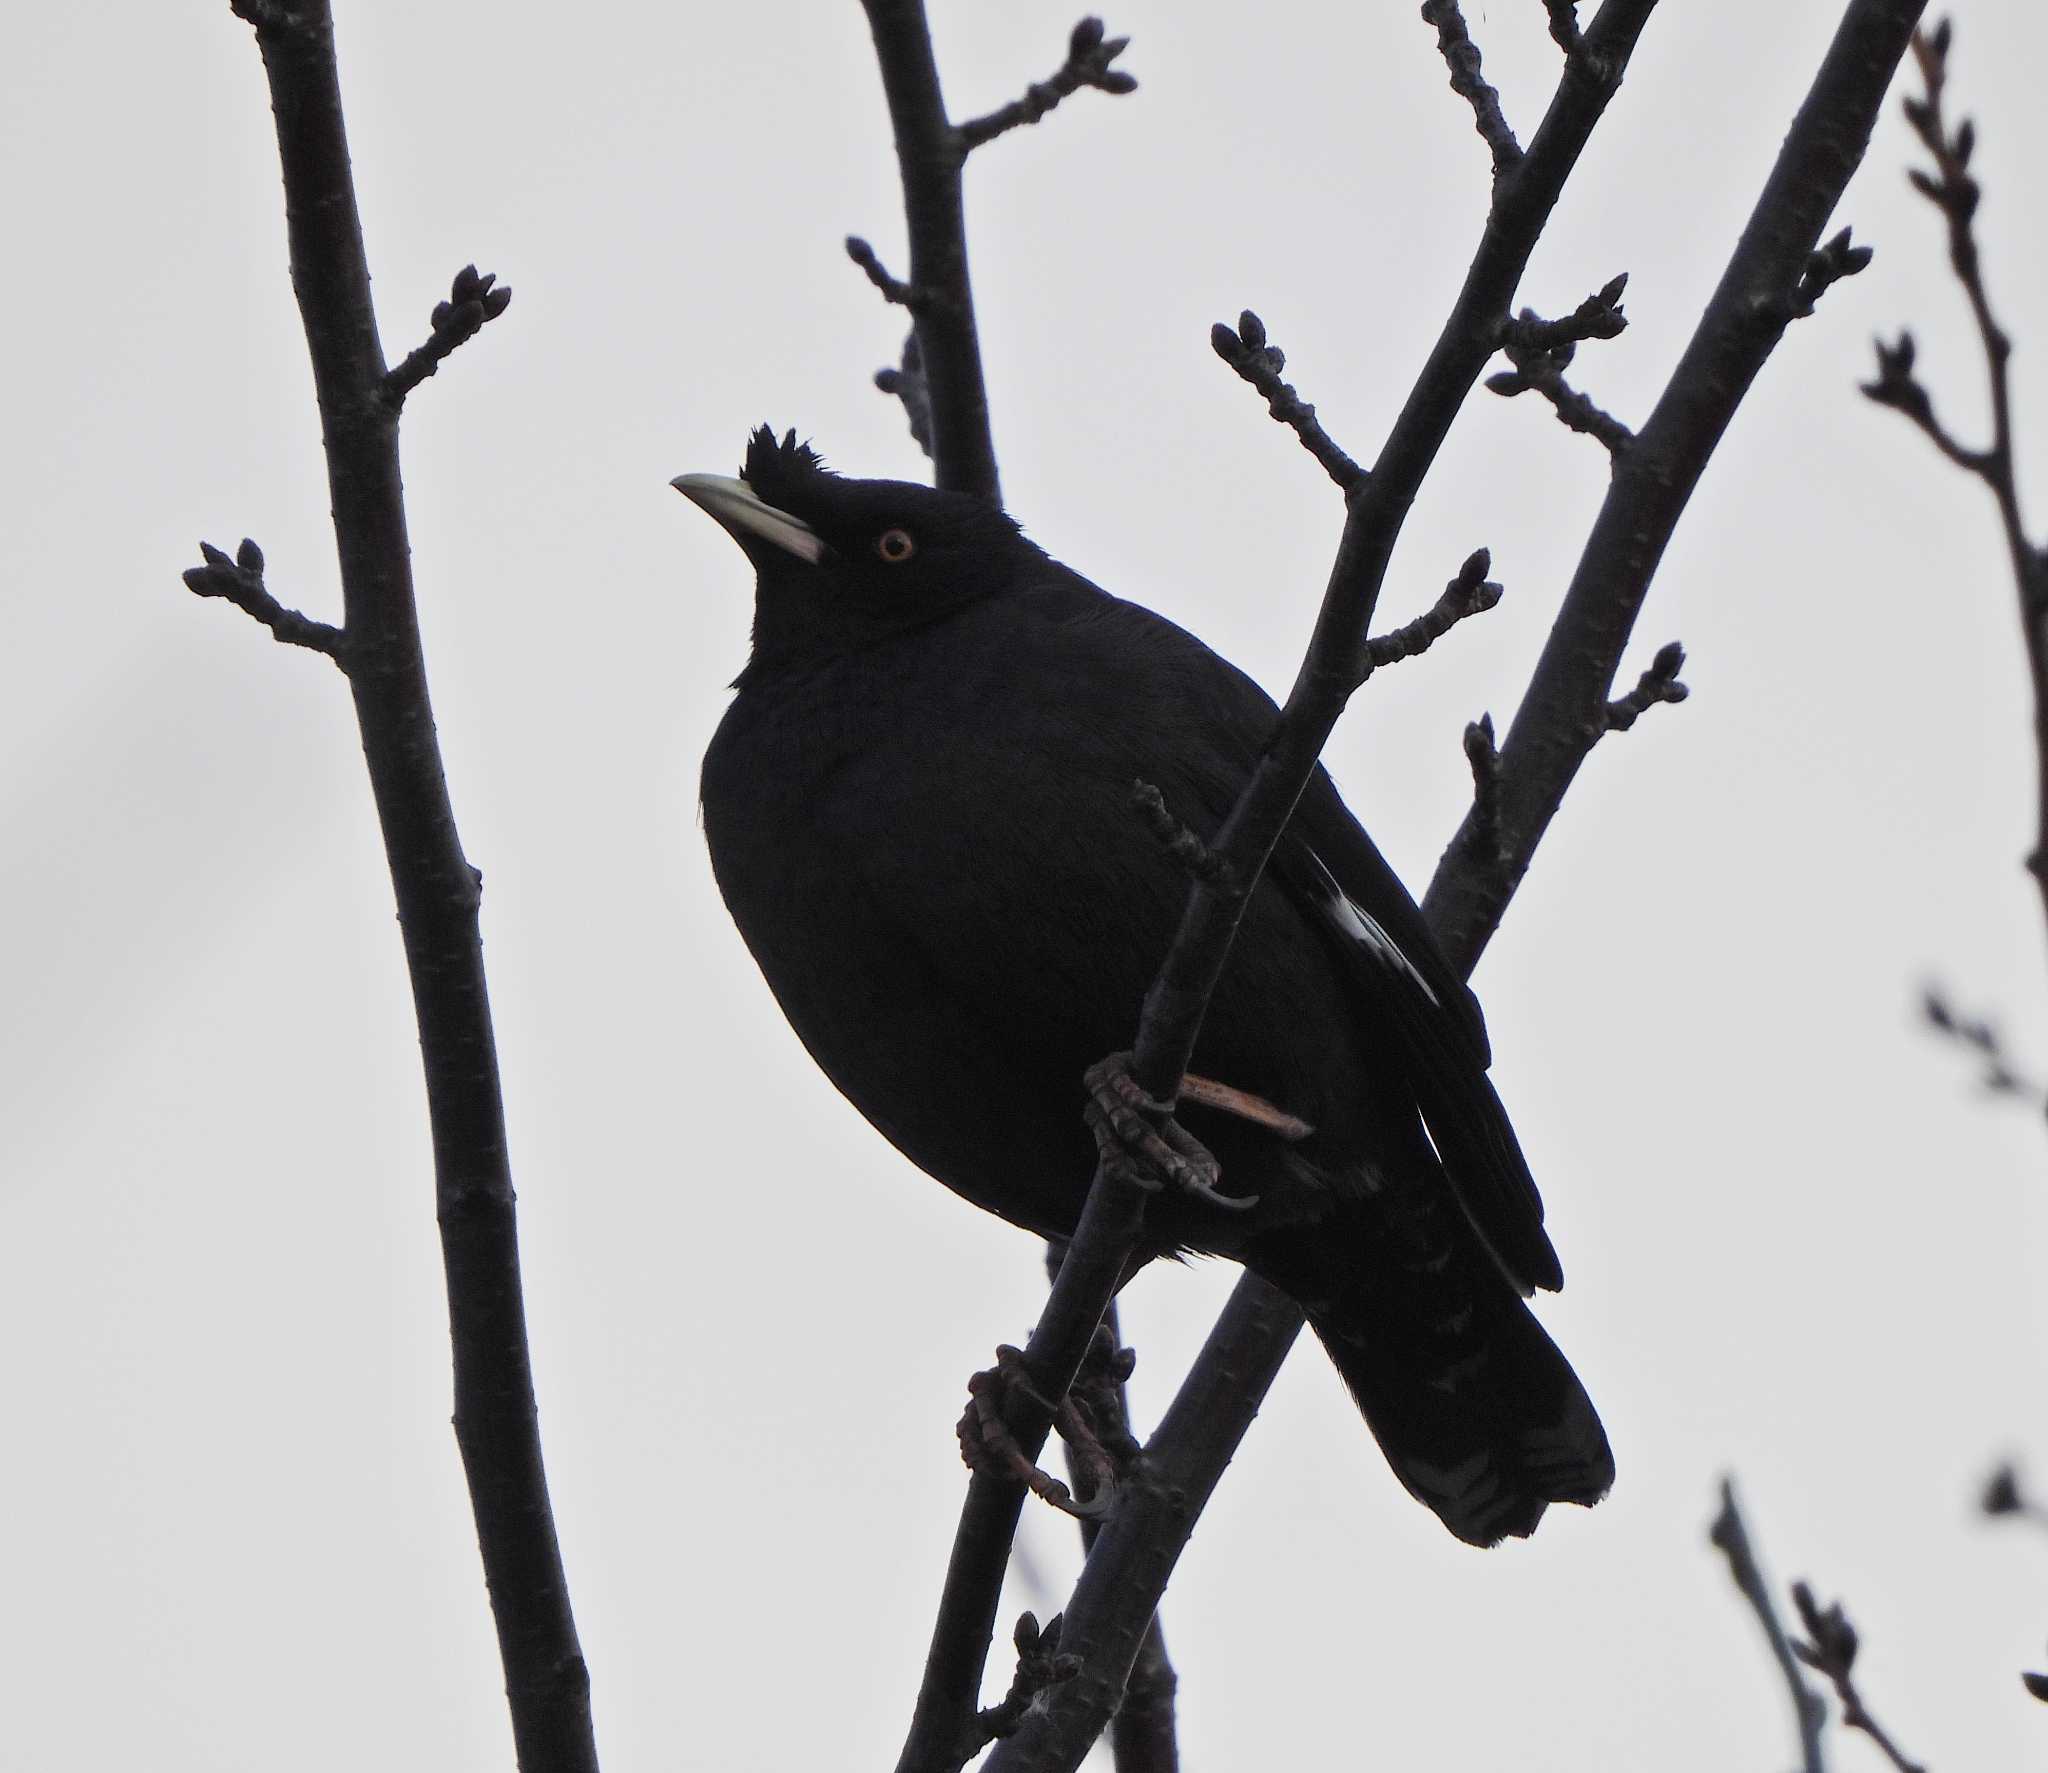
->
[[671, 473, 826, 565]]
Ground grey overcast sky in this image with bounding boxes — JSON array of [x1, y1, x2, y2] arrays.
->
[[6, 2, 2048, 1768]]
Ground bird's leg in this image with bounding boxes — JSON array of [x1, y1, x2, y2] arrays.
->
[[1083, 1052, 1260, 1212], [1179, 1071, 1315, 1141], [957, 1344, 1114, 1519]]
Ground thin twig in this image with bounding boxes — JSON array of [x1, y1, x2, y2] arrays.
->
[[1602, 641, 1689, 731], [1922, 986, 2048, 1108], [183, 537, 346, 660], [207, 6, 595, 1768], [1488, 284, 1635, 454], [963, 1613, 1083, 1760], [1863, 20, 2048, 933], [956, 17, 1137, 152], [1487, 353, 1636, 452], [1131, 783, 1232, 885], [383, 263, 513, 407], [1420, 0, 1523, 177], [1710, 1481, 1829, 1773], [1356, 549, 1504, 683], [1499, 274, 1630, 352], [1791, 1582, 1928, 1773], [1210, 311, 1366, 493], [846, 236, 930, 311], [1427, 0, 1927, 966]]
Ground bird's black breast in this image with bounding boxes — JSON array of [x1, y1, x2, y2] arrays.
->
[[701, 578, 1384, 1245]]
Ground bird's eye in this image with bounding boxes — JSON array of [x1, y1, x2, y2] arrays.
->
[[876, 528, 916, 563]]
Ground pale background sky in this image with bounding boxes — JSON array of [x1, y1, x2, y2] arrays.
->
[[6, 2, 2048, 1768]]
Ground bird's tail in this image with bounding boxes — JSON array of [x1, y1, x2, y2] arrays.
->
[[1252, 1193, 1613, 1548]]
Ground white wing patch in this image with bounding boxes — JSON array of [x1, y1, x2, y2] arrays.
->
[[1304, 849, 1441, 1006]]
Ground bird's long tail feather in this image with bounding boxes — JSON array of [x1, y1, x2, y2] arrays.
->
[[1253, 1188, 1613, 1547]]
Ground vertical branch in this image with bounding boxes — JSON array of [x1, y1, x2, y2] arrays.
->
[[206, 6, 595, 1768], [1863, 23, 2048, 952], [858, 0, 1002, 500], [1046, 1269, 1179, 1773]]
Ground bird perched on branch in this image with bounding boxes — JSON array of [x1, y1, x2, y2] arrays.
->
[[676, 427, 1611, 1547]]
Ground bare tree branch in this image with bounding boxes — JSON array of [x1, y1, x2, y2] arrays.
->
[[383, 263, 514, 407], [1791, 1581, 1928, 1773], [1487, 277, 1635, 451], [1710, 1481, 1829, 1773], [893, 1163, 1150, 1773], [995, 6, 1924, 1763], [846, 235, 929, 310], [1500, 273, 1630, 352], [1042, 1275, 1179, 1773], [1603, 641, 1690, 731], [857, 0, 1003, 498], [1545, 2, 1587, 57], [982, 2, 1668, 1759], [1209, 311, 1366, 493], [1426, 0, 1924, 968], [1356, 548, 1504, 683], [956, 17, 1137, 153], [1420, 0, 1522, 177], [856, 7, 1135, 497], [1863, 20, 2048, 938], [1922, 984, 2047, 1106], [183, 537, 345, 659], [202, 6, 594, 1768]]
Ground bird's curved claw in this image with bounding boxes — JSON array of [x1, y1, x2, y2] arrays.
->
[[959, 1346, 1115, 1519], [1083, 1053, 1260, 1212]]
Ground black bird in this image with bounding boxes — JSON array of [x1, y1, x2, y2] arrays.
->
[[677, 427, 1612, 1546]]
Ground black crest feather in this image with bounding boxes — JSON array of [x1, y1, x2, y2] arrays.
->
[[742, 426, 832, 513]]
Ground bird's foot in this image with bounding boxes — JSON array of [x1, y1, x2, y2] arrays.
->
[[957, 1338, 1135, 1519], [1083, 1053, 1259, 1211]]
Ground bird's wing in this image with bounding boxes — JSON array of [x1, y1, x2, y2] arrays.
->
[[1281, 778, 1562, 1293], [984, 577, 1563, 1290]]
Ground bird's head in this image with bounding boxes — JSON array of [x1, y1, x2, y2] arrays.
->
[[674, 427, 1034, 676]]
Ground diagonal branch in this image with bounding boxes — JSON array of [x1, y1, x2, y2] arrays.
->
[[981, 2, 1664, 1762], [1791, 1582, 1927, 1773], [992, 5, 1924, 1764], [1209, 311, 1366, 493], [1711, 1481, 1829, 1773], [1356, 548, 1504, 683], [383, 263, 513, 408], [207, 6, 595, 1769]]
